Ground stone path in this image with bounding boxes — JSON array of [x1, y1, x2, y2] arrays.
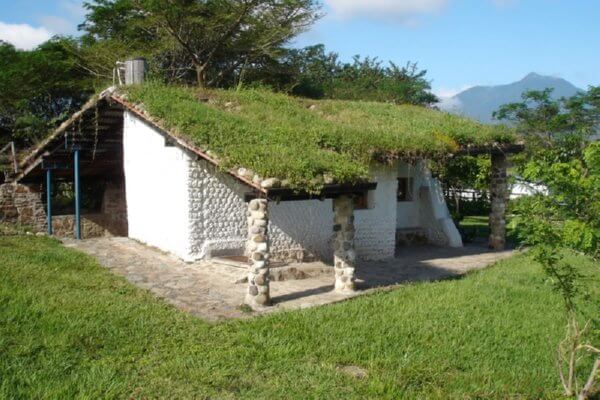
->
[[62, 237, 516, 321]]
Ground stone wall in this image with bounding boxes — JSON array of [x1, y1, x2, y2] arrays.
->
[[188, 158, 400, 263], [52, 215, 107, 238], [188, 160, 248, 259], [188, 158, 334, 262], [50, 181, 127, 239], [0, 180, 127, 238], [353, 164, 398, 260], [0, 183, 46, 232]]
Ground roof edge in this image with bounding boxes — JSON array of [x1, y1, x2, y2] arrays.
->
[[109, 94, 266, 194]]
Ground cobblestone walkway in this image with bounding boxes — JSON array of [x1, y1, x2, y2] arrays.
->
[[63, 237, 516, 321]]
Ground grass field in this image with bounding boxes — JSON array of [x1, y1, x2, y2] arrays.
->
[[0, 235, 598, 399], [459, 215, 491, 240]]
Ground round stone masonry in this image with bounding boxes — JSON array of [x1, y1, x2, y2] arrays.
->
[[245, 198, 271, 308], [332, 195, 356, 292]]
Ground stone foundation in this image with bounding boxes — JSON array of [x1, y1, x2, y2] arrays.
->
[[0, 183, 46, 232], [0, 180, 127, 238], [52, 215, 106, 238], [332, 195, 356, 292], [489, 153, 508, 250], [245, 199, 270, 307]]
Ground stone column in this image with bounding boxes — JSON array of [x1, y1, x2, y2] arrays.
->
[[332, 195, 356, 292], [246, 198, 270, 307], [489, 152, 508, 250]]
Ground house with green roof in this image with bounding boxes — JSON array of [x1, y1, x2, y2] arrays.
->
[[0, 60, 521, 308]]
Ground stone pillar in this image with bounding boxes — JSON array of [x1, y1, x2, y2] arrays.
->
[[332, 195, 356, 292], [246, 198, 270, 308], [489, 152, 508, 250]]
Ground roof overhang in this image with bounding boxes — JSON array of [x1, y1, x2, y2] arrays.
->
[[455, 142, 525, 156], [245, 182, 378, 202]]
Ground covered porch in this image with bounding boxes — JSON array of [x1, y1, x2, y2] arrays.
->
[[241, 147, 516, 309]]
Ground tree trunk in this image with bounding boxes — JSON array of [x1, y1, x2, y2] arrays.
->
[[453, 190, 460, 217], [578, 358, 599, 400], [195, 63, 206, 88]]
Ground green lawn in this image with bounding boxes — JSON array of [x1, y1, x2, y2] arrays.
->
[[459, 215, 491, 240], [0, 236, 598, 399]]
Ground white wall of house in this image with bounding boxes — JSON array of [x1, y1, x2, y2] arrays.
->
[[123, 112, 193, 260], [187, 161, 400, 262], [396, 162, 421, 229], [354, 164, 398, 260], [396, 161, 462, 247], [123, 113, 461, 263]]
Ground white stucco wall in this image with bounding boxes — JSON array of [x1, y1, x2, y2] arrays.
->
[[188, 160, 248, 259], [396, 162, 422, 229], [354, 164, 398, 260], [187, 161, 399, 262], [123, 112, 192, 260], [187, 160, 334, 262], [123, 113, 460, 262], [395, 161, 462, 248]]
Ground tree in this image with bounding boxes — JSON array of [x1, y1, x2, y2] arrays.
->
[[434, 155, 490, 221], [243, 44, 438, 106], [80, 0, 322, 87], [0, 39, 96, 147], [494, 87, 600, 141], [497, 87, 600, 399]]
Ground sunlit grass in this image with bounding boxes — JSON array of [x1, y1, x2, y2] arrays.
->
[[1, 235, 596, 399], [122, 83, 515, 191]]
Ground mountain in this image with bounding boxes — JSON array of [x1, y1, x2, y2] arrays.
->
[[440, 73, 582, 124]]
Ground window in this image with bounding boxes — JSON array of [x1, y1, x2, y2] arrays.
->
[[397, 177, 414, 202], [353, 192, 370, 210]]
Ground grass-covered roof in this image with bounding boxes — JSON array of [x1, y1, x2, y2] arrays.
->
[[120, 83, 516, 190]]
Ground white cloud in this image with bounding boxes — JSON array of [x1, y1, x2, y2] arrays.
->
[[325, 0, 448, 24], [0, 22, 52, 50], [434, 85, 473, 98], [38, 0, 85, 35], [437, 96, 462, 112], [434, 85, 473, 112], [325, 0, 518, 23], [39, 16, 73, 34]]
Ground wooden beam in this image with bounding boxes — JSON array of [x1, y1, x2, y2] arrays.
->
[[245, 182, 378, 202]]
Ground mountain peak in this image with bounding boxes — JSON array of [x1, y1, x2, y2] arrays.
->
[[441, 74, 582, 124], [522, 72, 544, 80], [521, 72, 562, 82]]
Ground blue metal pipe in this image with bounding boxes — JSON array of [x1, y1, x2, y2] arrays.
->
[[46, 169, 53, 235], [74, 149, 81, 240]]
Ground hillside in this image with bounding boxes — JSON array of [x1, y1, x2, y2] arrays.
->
[[440, 73, 582, 123]]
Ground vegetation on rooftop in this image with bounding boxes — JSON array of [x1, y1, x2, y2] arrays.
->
[[122, 83, 515, 189]]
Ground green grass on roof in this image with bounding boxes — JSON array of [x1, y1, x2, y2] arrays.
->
[[122, 83, 516, 189]]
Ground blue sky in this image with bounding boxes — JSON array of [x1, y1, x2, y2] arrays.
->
[[1, 0, 599, 97]]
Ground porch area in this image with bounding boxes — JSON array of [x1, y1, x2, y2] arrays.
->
[[63, 236, 516, 321]]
